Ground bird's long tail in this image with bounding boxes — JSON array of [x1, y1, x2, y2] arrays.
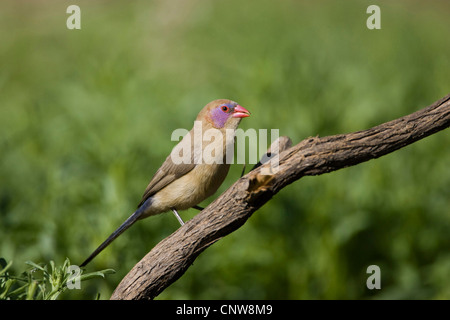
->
[[80, 201, 149, 267]]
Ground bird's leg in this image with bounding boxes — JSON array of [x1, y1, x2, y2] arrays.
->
[[192, 205, 204, 211], [171, 208, 185, 226]]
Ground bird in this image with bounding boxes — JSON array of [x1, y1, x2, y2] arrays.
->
[[80, 99, 250, 267]]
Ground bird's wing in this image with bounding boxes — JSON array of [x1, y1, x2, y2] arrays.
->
[[138, 133, 196, 208]]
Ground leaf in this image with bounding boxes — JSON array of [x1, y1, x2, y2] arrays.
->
[[0, 259, 13, 277], [79, 269, 115, 282], [25, 261, 46, 272]]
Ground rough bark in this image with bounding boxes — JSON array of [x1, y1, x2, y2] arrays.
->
[[111, 94, 450, 300]]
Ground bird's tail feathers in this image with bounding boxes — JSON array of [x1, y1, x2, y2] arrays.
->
[[80, 203, 148, 268]]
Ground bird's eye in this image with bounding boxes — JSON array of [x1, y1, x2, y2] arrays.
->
[[221, 105, 230, 112]]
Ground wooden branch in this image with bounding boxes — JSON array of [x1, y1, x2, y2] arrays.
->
[[111, 94, 450, 300]]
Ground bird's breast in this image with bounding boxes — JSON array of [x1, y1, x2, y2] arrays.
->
[[149, 162, 230, 215]]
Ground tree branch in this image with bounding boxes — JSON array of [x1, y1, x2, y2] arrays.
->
[[111, 94, 450, 300]]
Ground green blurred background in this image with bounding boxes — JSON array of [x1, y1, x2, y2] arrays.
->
[[1, 0, 449, 299]]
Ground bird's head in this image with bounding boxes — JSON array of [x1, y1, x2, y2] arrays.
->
[[198, 99, 250, 130]]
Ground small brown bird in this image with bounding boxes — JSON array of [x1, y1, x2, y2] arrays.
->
[[80, 99, 250, 267]]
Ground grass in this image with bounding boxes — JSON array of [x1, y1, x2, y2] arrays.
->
[[0, 0, 449, 299], [0, 257, 114, 300]]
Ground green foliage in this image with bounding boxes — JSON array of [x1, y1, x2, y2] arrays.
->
[[0, 0, 449, 299], [0, 257, 114, 300]]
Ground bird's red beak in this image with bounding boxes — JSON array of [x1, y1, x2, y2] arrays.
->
[[232, 105, 251, 118]]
